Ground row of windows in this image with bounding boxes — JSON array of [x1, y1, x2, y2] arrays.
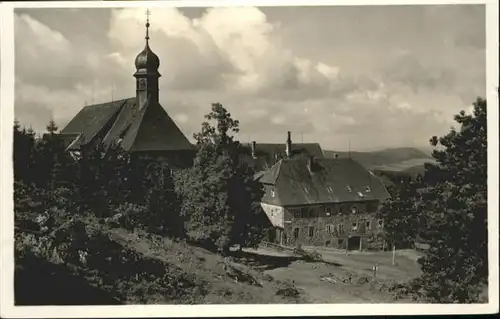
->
[[325, 219, 383, 233], [293, 219, 384, 239], [293, 226, 315, 238], [290, 203, 379, 218]]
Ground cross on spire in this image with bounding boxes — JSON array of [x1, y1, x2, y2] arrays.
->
[[145, 9, 151, 41]]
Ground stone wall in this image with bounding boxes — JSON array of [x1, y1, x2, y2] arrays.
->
[[260, 203, 284, 228], [280, 201, 385, 250]]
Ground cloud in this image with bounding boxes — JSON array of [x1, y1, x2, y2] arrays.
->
[[107, 7, 344, 97], [13, 6, 486, 151]]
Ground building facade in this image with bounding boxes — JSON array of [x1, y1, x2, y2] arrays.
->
[[256, 156, 391, 251], [58, 16, 196, 168]]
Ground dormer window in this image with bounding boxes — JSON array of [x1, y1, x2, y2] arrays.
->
[[324, 206, 331, 215], [346, 185, 352, 192], [326, 186, 333, 193], [365, 186, 371, 193], [357, 191, 364, 198]]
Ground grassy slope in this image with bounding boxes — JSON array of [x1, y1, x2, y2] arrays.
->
[[110, 227, 426, 304], [16, 221, 424, 304], [110, 229, 423, 304], [106, 228, 303, 304]]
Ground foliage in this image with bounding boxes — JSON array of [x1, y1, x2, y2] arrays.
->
[[75, 143, 134, 216], [377, 176, 425, 248], [179, 103, 267, 253], [378, 98, 487, 303], [411, 97, 488, 303], [107, 203, 149, 230], [15, 209, 203, 304], [13, 118, 186, 227], [142, 158, 184, 237], [11, 115, 271, 304], [13, 121, 37, 185]]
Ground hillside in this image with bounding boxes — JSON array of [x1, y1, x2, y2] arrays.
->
[[324, 147, 435, 172], [16, 221, 423, 305]]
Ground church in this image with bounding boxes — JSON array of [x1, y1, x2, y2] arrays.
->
[[58, 14, 196, 168]]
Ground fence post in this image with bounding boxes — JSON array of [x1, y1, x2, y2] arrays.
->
[[392, 244, 396, 265]]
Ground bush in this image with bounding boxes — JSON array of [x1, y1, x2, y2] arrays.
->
[[107, 203, 149, 230]]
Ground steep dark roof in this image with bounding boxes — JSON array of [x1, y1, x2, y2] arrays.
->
[[125, 101, 195, 152], [61, 97, 194, 152], [61, 98, 128, 148], [257, 157, 390, 206], [101, 98, 140, 148], [241, 142, 324, 171]]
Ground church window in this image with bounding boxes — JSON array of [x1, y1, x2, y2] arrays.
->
[[138, 78, 147, 89]]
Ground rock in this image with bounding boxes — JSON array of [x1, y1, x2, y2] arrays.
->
[[276, 287, 300, 298], [356, 276, 370, 284], [262, 274, 274, 282]]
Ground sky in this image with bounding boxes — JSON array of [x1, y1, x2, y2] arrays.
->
[[13, 5, 486, 151]]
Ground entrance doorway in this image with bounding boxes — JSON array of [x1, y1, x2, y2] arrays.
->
[[268, 228, 276, 243], [348, 236, 361, 250]]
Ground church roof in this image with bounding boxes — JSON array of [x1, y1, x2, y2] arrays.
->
[[60, 98, 126, 144], [61, 97, 194, 152]]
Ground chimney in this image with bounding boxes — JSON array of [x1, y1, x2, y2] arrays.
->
[[251, 141, 257, 158], [307, 156, 315, 172], [285, 131, 292, 157]]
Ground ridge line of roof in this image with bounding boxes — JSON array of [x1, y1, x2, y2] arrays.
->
[[123, 95, 150, 150], [273, 159, 283, 185], [82, 97, 134, 108]]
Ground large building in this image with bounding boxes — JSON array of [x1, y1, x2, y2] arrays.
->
[[256, 156, 391, 250], [58, 16, 195, 168]]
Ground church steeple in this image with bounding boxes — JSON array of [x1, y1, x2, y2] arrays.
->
[[134, 9, 161, 108]]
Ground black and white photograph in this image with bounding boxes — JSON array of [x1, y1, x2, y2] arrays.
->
[[0, 0, 498, 317]]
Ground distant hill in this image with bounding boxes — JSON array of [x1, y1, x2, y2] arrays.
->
[[324, 147, 435, 172]]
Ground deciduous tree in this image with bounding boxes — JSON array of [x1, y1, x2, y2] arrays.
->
[[180, 103, 266, 254], [412, 97, 488, 302]]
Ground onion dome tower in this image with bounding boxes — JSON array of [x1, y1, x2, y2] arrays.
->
[[134, 10, 161, 108]]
